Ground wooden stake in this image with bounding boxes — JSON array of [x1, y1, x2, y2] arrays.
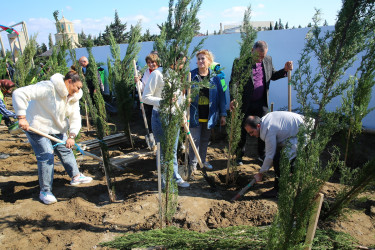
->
[[156, 142, 163, 228], [84, 101, 91, 131], [225, 109, 236, 185], [184, 73, 191, 177], [288, 70, 292, 112], [304, 193, 324, 250]]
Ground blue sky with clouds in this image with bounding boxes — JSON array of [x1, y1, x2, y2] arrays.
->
[[0, 0, 342, 49]]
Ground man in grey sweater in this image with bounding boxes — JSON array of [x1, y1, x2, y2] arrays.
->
[[244, 111, 312, 198]]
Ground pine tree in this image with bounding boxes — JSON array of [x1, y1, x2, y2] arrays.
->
[[323, 20, 328, 26], [110, 22, 142, 147], [13, 35, 37, 87], [225, 6, 257, 184], [269, 23, 273, 30], [267, 1, 375, 248], [101, 10, 129, 45], [285, 22, 289, 29], [48, 33, 54, 49], [274, 21, 278, 30], [153, 0, 204, 226], [278, 18, 284, 29]]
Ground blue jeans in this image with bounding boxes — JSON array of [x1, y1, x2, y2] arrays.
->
[[25, 131, 80, 193], [189, 122, 210, 167], [151, 109, 182, 185]]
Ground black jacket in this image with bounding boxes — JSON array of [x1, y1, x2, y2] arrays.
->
[[229, 55, 286, 113]]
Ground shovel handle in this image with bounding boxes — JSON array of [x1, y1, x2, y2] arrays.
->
[[27, 127, 105, 163], [231, 179, 256, 201]]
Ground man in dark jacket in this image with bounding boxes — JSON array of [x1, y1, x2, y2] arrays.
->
[[79, 56, 104, 100], [229, 40, 293, 165]]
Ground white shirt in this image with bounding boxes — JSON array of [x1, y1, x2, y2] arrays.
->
[[259, 111, 311, 173]]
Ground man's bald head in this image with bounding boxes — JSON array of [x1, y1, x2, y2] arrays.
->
[[79, 56, 89, 68]]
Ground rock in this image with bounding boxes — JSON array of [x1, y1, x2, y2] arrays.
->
[[0, 153, 10, 159]]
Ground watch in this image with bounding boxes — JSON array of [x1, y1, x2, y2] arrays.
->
[[69, 134, 75, 139]]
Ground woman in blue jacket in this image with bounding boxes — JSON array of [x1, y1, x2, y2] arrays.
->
[[189, 50, 227, 171]]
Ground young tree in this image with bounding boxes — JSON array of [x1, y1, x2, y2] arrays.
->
[[267, 1, 375, 248], [269, 22, 273, 30], [13, 35, 37, 87], [153, 0, 204, 226], [278, 18, 284, 29], [285, 22, 289, 29], [111, 22, 142, 148], [225, 6, 257, 184]]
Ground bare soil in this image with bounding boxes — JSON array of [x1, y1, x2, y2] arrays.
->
[[1, 97, 374, 249]]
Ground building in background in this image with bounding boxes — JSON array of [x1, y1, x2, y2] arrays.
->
[[220, 21, 274, 34], [55, 16, 79, 48]]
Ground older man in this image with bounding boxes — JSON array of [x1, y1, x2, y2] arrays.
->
[[78, 56, 103, 100], [230, 41, 293, 165], [244, 111, 312, 198]]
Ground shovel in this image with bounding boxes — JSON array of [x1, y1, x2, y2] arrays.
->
[[231, 179, 256, 201], [133, 60, 155, 150], [27, 127, 118, 168], [171, 93, 216, 189]]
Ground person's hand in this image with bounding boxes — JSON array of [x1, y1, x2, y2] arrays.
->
[[65, 138, 75, 149], [254, 172, 263, 183], [220, 116, 226, 126], [134, 75, 140, 83], [18, 117, 29, 131], [230, 100, 237, 111], [284, 61, 293, 72]]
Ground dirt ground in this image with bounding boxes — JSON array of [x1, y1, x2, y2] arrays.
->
[[1, 97, 375, 249]]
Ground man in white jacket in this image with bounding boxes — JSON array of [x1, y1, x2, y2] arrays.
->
[[13, 71, 93, 205]]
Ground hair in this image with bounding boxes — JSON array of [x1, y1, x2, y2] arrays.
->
[[196, 49, 214, 64], [0, 79, 15, 91], [244, 115, 261, 129], [253, 40, 268, 51], [145, 53, 160, 65], [64, 70, 81, 83]]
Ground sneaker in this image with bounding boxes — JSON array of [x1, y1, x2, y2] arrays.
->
[[204, 162, 213, 170], [39, 191, 57, 205], [70, 173, 93, 186], [176, 179, 190, 188], [261, 188, 278, 198]]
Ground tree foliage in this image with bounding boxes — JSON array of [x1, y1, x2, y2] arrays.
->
[[153, 0, 204, 225], [226, 5, 257, 184], [267, 1, 375, 248]]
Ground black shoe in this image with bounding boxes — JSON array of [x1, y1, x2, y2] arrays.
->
[[261, 188, 278, 198]]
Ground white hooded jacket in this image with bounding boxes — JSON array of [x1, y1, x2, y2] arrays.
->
[[13, 73, 82, 135]]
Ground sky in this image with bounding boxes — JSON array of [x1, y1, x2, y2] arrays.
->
[[0, 0, 343, 51]]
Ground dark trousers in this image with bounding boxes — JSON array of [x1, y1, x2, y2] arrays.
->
[[273, 146, 295, 190], [238, 99, 268, 159], [144, 104, 153, 133]]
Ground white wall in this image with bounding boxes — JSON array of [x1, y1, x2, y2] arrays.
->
[[71, 26, 375, 129]]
